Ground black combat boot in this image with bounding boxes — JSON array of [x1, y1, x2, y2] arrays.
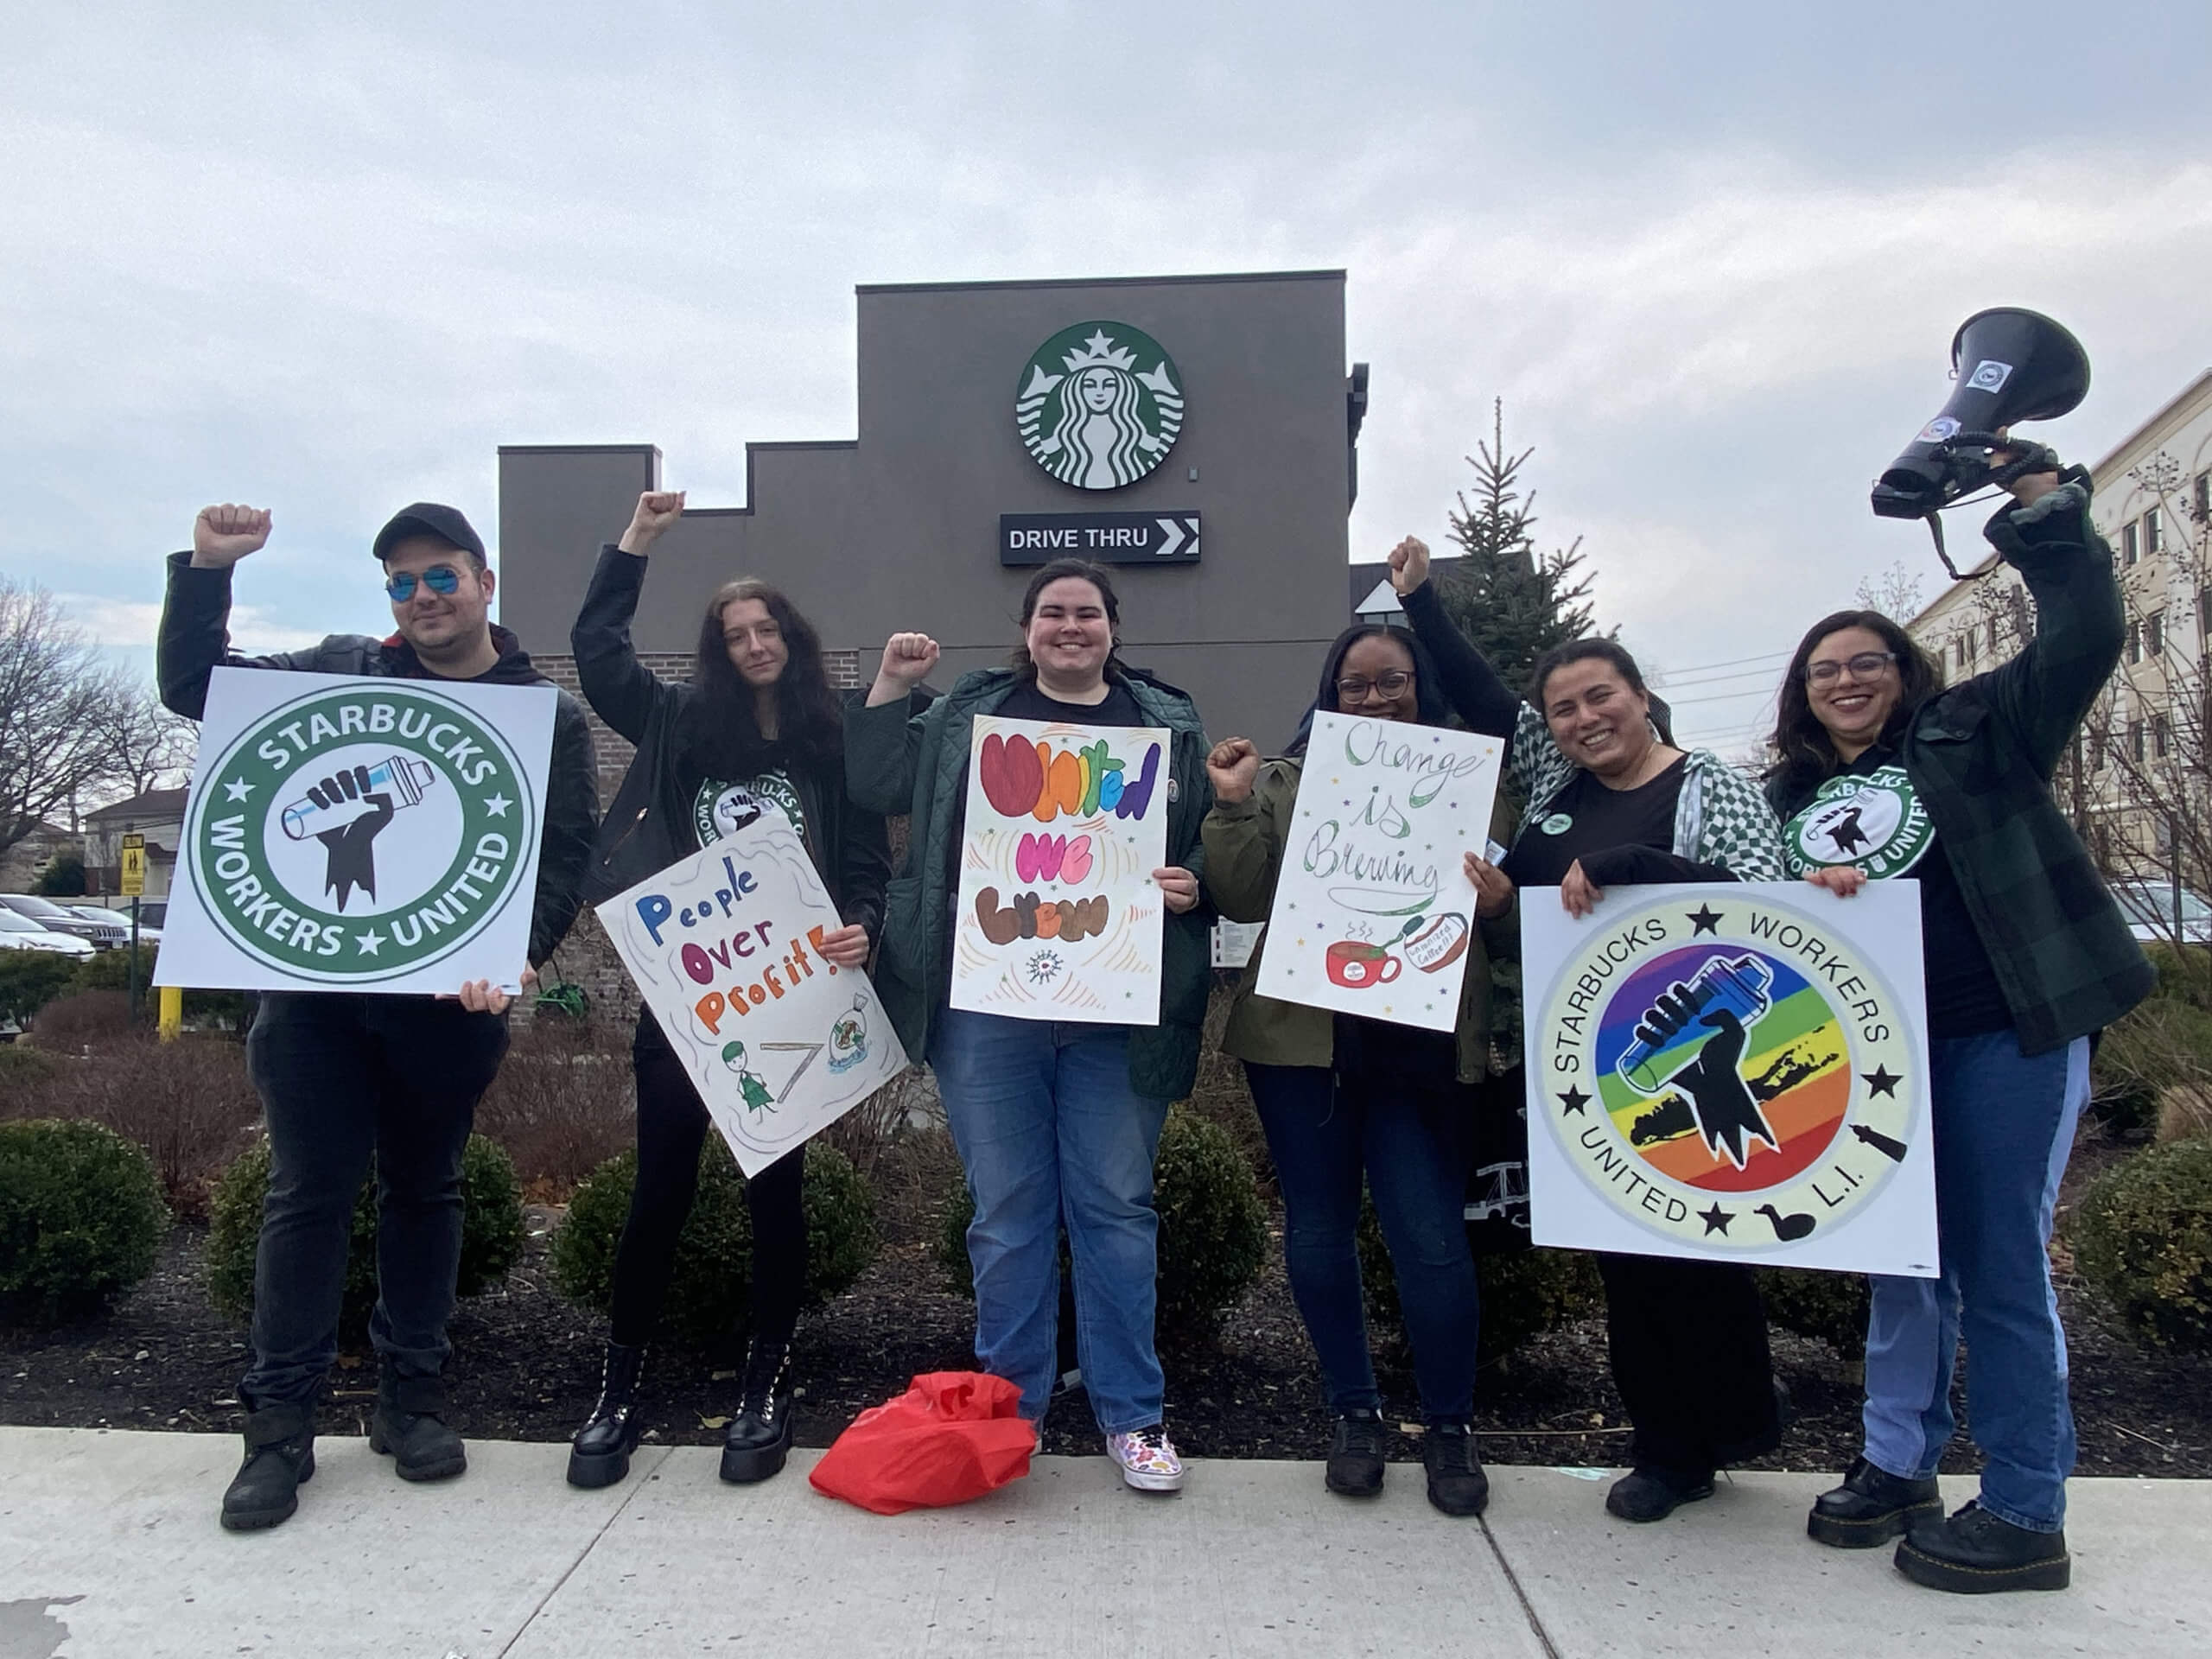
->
[[1808, 1455, 1943, 1548], [720, 1336, 795, 1484], [1895, 1501, 2071, 1593], [370, 1369, 467, 1482], [567, 1342, 648, 1489], [220, 1402, 316, 1532]]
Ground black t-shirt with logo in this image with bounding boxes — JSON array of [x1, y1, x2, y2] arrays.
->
[[1777, 746, 2011, 1037], [689, 771, 807, 853], [1501, 758, 1689, 890]]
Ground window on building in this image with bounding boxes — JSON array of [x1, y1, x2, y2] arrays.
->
[[2155, 715, 2172, 759], [2123, 522, 2140, 565], [1987, 617, 2000, 656], [2129, 720, 2146, 763], [2145, 505, 2164, 556], [2126, 620, 2143, 664], [2148, 612, 2166, 657], [2196, 469, 2210, 524], [2201, 585, 2212, 649], [2089, 728, 2107, 771]]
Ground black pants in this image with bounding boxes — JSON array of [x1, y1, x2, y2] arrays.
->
[[607, 1014, 805, 1349], [1598, 1252, 1782, 1471], [241, 994, 510, 1409]]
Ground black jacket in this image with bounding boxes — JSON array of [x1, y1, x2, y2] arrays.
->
[[570, 545, 889, 938], [157, 552, 600, 967]]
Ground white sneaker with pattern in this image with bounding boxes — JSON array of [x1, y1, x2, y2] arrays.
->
[[1107, 1425, 1185, 1491]]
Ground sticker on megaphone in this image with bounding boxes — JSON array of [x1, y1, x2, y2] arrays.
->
[[281, 756, 437, 840]]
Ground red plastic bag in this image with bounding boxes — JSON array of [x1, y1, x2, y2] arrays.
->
[[809, 1371, 1034, 1515]]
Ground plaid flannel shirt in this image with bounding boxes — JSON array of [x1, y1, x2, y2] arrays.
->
[[1509, 703, 1788, 882], [1767, 474, 2152, 1055]]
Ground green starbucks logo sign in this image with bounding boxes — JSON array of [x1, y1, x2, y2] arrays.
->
[[1015, 321, 1184, 490], [1781, 766, 1933, 879], [184, 683, 537, 981]]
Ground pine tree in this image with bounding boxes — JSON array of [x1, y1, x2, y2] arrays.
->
[[1435, 399, 1600, 697]]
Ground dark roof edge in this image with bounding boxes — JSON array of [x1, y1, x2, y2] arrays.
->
[[856, 269, 1346, 296], [497, 443, 662, 458]]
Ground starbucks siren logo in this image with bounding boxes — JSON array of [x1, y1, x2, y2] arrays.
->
[[1015, 321, 1184, 490], [1780, 766, 1933, 879], [1535, 890, 1920, 1255], [185, 683, 537, 982]]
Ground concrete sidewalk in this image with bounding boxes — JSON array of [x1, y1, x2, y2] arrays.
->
[[1, 1429, 2204, 1658]]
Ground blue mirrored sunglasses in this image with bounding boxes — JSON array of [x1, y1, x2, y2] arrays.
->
[[384, 565, 465, 602]]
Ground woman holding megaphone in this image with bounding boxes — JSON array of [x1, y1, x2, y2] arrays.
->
[[1768, 447, 2151, 1594]]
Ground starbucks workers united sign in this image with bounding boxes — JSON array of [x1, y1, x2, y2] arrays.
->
[[1015, 321, 1184, 490], [156, 668, 558, 994]]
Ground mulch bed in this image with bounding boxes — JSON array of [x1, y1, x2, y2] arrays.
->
[[4, 1130, 2208, 1479]]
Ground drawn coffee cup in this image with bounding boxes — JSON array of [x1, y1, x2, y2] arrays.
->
[[1325, 939, 1402, 989]]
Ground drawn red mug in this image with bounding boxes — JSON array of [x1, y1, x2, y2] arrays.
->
[[1325, 939, 1402, 989]]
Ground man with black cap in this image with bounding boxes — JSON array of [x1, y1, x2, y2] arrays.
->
[[159, 500, 599, 1531]]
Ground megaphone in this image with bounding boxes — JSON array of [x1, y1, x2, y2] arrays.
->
[[1871, 308, 2088, 569]]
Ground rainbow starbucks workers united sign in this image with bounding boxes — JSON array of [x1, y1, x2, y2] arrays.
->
[[156, 668, 556, 994], [1521, 880, 1936, 1276]]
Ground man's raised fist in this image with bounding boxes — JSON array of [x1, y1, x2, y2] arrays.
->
[[192, 504, 272, 568]]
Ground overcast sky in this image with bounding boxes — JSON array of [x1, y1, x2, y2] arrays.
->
[[7, 2, 2209, 754]]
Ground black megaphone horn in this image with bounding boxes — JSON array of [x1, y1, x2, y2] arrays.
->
[[1871, 307, 2089, 575]]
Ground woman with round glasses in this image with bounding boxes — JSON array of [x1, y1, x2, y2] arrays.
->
[[1768, 451, 2151, 1594], [1201, 537, 1516, 1516]]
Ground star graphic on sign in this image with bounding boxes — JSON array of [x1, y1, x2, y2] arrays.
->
[[1557, 1085, 1592, 1116], [1698, 1203, 1736, 1236], [1861, 1065, 1902, 1098], [1686, 903, 1725, 936], [354, 929, 385, 956], [482, 793, 513, 817], [223, 779, 253, 802]]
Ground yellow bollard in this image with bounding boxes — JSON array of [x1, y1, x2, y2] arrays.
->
[[158, 984, 183, 1041]]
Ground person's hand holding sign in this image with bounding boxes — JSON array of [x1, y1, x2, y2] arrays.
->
[[1152, 866, 1199, 914], [192, 504, 272, 569], [617, 490, 686, 556], [867, 632, 940, 707], [1464, 851, 1515, 919], [815, 925, 871, 969], [1205, 737, 1261, 804], [451, 967, 538, 1015]]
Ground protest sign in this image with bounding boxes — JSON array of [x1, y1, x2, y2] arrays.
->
[[156, 668, 554, 995], [950, 714, 1171, 1024], [1521, 880, 1936, 1275], [599, 810, 908, 1175], [1254, 711, 1503, 1032]]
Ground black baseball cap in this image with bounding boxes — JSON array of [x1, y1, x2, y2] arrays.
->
[[372, 502, 487, 563]]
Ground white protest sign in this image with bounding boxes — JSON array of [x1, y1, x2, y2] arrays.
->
[[156, 668, 555, 995], [950, 715, 1172, 1024], [1522, 880, 1936, 1276], [599, 812, 909, 1176], [1254, 711, 1503, 1032]]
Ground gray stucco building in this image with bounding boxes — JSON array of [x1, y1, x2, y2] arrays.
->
[[498, 269, 1364, 775]]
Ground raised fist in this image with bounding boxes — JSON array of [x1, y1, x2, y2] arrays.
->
[[193, 504, 272, 569], [618, 490, 687, 554], [1206, 736, 1262, 804], [877, 632, 939, 688], [1387, 535, 1430, 596]]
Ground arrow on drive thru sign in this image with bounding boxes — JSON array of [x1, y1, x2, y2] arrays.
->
[[1155, 517, 1196, 557]]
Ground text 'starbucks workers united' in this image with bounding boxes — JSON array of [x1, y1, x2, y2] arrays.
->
[[170, 671, 553, 988], [1780, 765, 1935, 880], [1015, 322, 1184, 490]]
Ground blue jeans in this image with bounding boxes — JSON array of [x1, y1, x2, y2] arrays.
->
[[1245, 1061, 1480, 1423], [931, 1007, 1169, 1433], [1861, 1032, 2088, 1532]]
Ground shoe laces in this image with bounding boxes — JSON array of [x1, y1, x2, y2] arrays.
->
[[741, 1343, 791, 1418], [1121, 1425, 1174, 1457], [1427, 1424, 1478, 1473], [1335, 1414, 1388, 1458]]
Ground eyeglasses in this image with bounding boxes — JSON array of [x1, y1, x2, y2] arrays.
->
[[1806, 652, 1897, 686], [384, 565, 466, 602], [1336, 669, 1415, 702]]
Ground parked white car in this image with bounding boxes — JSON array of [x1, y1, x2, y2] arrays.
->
[[0, 908, 96, 957], [2109, 879, 2212, 945], [0, 893, 120, 947], [68, 904, 162, 945]]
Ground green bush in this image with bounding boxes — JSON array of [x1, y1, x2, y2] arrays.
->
[[71, 945, 158, 996], [31, 853, 86, 896], [0, 1041, 60, 1090], [1757, 1266, 1871, 1362], [2091, 995, 2212, 1141], [1355, 1205, 1602, 1365], [936, 1105, 1268, 1336], [206, 1135, 525, 1327], [0, 1119, 168, 1323], [2069, 1136, 2212, 1354], [0, 953, 80, 1028], [551, 1139, 876, 1348]]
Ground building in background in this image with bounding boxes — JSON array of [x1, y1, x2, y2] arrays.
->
[[1906, 368, 2212, 880], [497, 270, 1367, 798], [80, 788, 187, 900]]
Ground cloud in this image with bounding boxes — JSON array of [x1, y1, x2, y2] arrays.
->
[[57, 593, 326, 656]]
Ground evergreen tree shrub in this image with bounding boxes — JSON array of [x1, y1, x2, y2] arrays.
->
[[0, 1119, 167, 1323], [2069, 1136, 2212, 1354]]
